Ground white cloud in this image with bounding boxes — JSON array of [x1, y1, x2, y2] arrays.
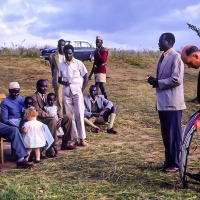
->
[[184, 3, 200, 19], [36, 5, 61, 14], [153, 3, 200, 23], [7, 0, 21, 3]]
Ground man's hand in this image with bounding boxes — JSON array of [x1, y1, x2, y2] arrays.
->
[[147, 76, 158, 88], [92, 113, 100, 117], [99, 110, 107, 116], [57, 118, 62, 128]]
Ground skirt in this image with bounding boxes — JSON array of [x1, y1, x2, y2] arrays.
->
[[95, 73, 106, 83]]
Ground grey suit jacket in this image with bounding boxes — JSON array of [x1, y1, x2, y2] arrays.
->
[[49, 52, 63, 90], [155, 48, 186, 111], [84, 95, 113, 118]]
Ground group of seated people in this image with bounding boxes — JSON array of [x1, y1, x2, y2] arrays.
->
[[0, 80, 117, 172]]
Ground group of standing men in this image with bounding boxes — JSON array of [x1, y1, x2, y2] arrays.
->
[[148, 32, 200, 180]]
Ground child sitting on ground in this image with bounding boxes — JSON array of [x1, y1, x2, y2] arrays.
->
[[22, 107, 47, 163], [44, 93, 64, 137]]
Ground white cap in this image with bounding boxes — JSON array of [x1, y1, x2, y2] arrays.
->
[[8, 82, 20, 89]]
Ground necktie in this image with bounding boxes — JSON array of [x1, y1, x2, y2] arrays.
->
[[42, 94, 45, 102], [160, 54, 164, 63]]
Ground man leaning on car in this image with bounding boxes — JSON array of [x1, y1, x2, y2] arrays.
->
[[49, 39, 66, 117]]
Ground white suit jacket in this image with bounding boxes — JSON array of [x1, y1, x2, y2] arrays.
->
[[155, 48, 186, 111]]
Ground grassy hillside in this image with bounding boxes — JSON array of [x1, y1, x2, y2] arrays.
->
[[0, 50, 200, 199]]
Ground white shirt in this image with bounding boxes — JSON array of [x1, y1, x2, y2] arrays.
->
[[59, 58, 88, 95], [58, 53, 65, 64]]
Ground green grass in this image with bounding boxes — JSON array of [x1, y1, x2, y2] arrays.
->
[[0, 50, 200, 199]]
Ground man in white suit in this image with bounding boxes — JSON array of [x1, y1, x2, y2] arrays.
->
[[148, 32, 186, 173]]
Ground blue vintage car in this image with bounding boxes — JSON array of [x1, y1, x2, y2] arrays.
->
[[40, 40, 95, 62]]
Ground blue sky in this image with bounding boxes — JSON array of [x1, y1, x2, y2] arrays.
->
[[0, 0, 200, 50]]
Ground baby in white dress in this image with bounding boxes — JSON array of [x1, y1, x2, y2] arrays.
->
[[22, 107, 46, 163], [44, 93, 64, 136]]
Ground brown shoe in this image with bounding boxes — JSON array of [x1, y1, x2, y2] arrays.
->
[[61, 143, 77, 150], [165, 167, 179, 173], [107, 128, 117, 134], [17, 160, 35, 169], [79, 139, 88, 146], [46, 147, 58, 158]]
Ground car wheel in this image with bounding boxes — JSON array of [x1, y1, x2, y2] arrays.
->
[[90, 54, 94, 62]]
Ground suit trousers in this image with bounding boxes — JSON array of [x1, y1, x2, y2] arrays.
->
[[38, 116, 72, 145], [158, 110, 182, 168], [62, 87, 86, 140], [0, 123, 28, 159], [37, 116, 58, 145], [54, 84, 64, 117]]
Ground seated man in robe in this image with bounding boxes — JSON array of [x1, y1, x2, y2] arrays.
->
[[1, 82, 24, 127]]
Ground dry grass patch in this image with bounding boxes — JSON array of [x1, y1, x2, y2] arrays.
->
[[0, 52, 200, 199]]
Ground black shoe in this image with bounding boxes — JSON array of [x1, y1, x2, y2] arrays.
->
[[186, 172, 200, 182], [107, 128, 117, 134], [0, 165, 3, 173], [156, 164, 166, 171], [34, 159, 41, 163]]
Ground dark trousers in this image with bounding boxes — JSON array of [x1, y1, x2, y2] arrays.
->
[[95, 82, 107, 99], [103, 106, 116, 121], [0, 123, 28, 160], [158, 110, 182, 168]]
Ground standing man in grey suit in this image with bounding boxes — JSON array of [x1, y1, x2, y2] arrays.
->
[[147, 32, 186, 173], [49, 39, 66, 117]]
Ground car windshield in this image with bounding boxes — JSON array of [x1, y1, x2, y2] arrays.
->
[[65, 41, 71, 45]]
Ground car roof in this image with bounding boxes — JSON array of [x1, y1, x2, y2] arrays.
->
[[66, 40, 92, 44]]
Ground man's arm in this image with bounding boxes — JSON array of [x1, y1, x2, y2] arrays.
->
[[58, 77, 70, 86], [1, 100, 10, 124], [88, 64, 94, 80], [98, 48, 108, 63], [49, 54, 56, 78], [82, 73, 89, 92]]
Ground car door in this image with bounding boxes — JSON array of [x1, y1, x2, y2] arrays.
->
[[73, 41, 82, 60], [80, 41, 94, 61]]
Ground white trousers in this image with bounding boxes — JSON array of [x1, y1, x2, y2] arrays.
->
[[62, 87, 86, 140]]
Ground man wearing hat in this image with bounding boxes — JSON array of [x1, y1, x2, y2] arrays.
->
[[88, 36, 108, 99], [0, 82, 34, 171], [1, 82, 24, 127]]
